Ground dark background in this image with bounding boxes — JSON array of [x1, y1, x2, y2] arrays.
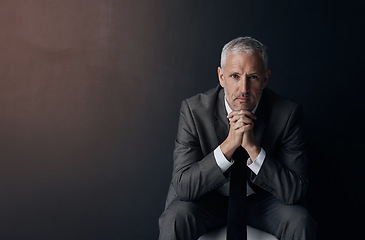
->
[[0, 0, 364, 239]]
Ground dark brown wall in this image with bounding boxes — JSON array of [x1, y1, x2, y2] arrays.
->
[[0, 0, 364, 239]]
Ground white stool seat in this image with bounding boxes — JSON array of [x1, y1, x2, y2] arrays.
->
[[198, 225, 278, 240]]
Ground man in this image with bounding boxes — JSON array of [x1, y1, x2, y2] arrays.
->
[[159, 37, 316, 240]]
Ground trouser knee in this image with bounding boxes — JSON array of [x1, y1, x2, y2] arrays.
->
[[278, 206, 316, 240], [159, 201, 205, 240]]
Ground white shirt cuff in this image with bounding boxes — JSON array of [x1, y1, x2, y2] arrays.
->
[[247, 148, 266, 175], [214, 145, 233, 173]]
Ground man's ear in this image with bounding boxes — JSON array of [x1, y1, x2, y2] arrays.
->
[[263, 69, 271, 89], [218, 67, 225, 88]]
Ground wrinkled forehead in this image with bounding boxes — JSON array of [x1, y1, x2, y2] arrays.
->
[[225, 51, 266, 72]]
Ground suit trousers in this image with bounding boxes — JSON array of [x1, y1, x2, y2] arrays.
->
[[158, 192, 316, 240]]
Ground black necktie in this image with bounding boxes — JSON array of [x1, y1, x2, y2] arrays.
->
[[227, 146, 247, 240]]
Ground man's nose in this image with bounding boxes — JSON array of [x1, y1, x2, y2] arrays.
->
[[240, 76, 249, 93]]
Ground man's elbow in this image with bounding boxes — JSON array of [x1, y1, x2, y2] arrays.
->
[[172, 175, 197, 202], [283, 181, 309, 205]]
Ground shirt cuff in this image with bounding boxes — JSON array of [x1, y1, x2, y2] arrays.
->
[[247, 148, 266, 175], [214, 145, 234, 173]]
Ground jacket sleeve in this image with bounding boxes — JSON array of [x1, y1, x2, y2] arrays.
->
[[171, 100, 228, 201], [252, 104, 309, 205]]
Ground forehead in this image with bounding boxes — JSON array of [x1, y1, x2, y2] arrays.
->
[[225, 51, 265, 72]]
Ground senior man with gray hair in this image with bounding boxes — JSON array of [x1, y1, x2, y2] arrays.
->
[[159, 37, 316, 240]]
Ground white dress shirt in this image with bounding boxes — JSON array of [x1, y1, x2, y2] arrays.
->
[[213, 97, 266, 196]]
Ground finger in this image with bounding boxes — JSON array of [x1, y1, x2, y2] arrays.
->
[[229, 113, 250, 122], [230, 115, 255, 125], [231, 120, 245, 130], [232, 120, 254, 131], [239, 110, 257, 120], [227, 111, 239, 119], [227, 110, 257, 120], [240, 123, 254, 132], [234, 124, 254, 134], [229, 114, 241, 123]]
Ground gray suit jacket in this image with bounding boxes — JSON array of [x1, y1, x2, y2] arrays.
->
[[165, 85, 308, 208]]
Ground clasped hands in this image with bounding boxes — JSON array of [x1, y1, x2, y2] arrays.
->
[[220, 110, 261, 161]]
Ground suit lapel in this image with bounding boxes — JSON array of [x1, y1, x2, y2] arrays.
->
[[213, 88, 229, 147], [253, 89, 269, 150]]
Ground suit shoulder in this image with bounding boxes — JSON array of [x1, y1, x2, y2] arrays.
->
[[183, 85, 222, 112], [260, 88, 303, 126], [263, 88, 301, 111]]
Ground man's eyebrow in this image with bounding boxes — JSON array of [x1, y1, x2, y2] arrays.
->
[[229, 71, 241, 75]]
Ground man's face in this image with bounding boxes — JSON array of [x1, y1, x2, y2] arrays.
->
[[218, 51, 270, 111]]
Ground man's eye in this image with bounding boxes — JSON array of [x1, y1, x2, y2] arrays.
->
[[248, 75, 259, 80], [230, 74, 239, 79]]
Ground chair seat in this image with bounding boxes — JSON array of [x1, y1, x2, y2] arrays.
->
[[198, 225, 278, 240]]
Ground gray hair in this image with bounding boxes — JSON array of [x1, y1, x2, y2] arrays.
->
[[220, 36, 268, 71]]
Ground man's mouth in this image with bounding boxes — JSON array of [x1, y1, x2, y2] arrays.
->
[[236, 97, 250, 101]]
